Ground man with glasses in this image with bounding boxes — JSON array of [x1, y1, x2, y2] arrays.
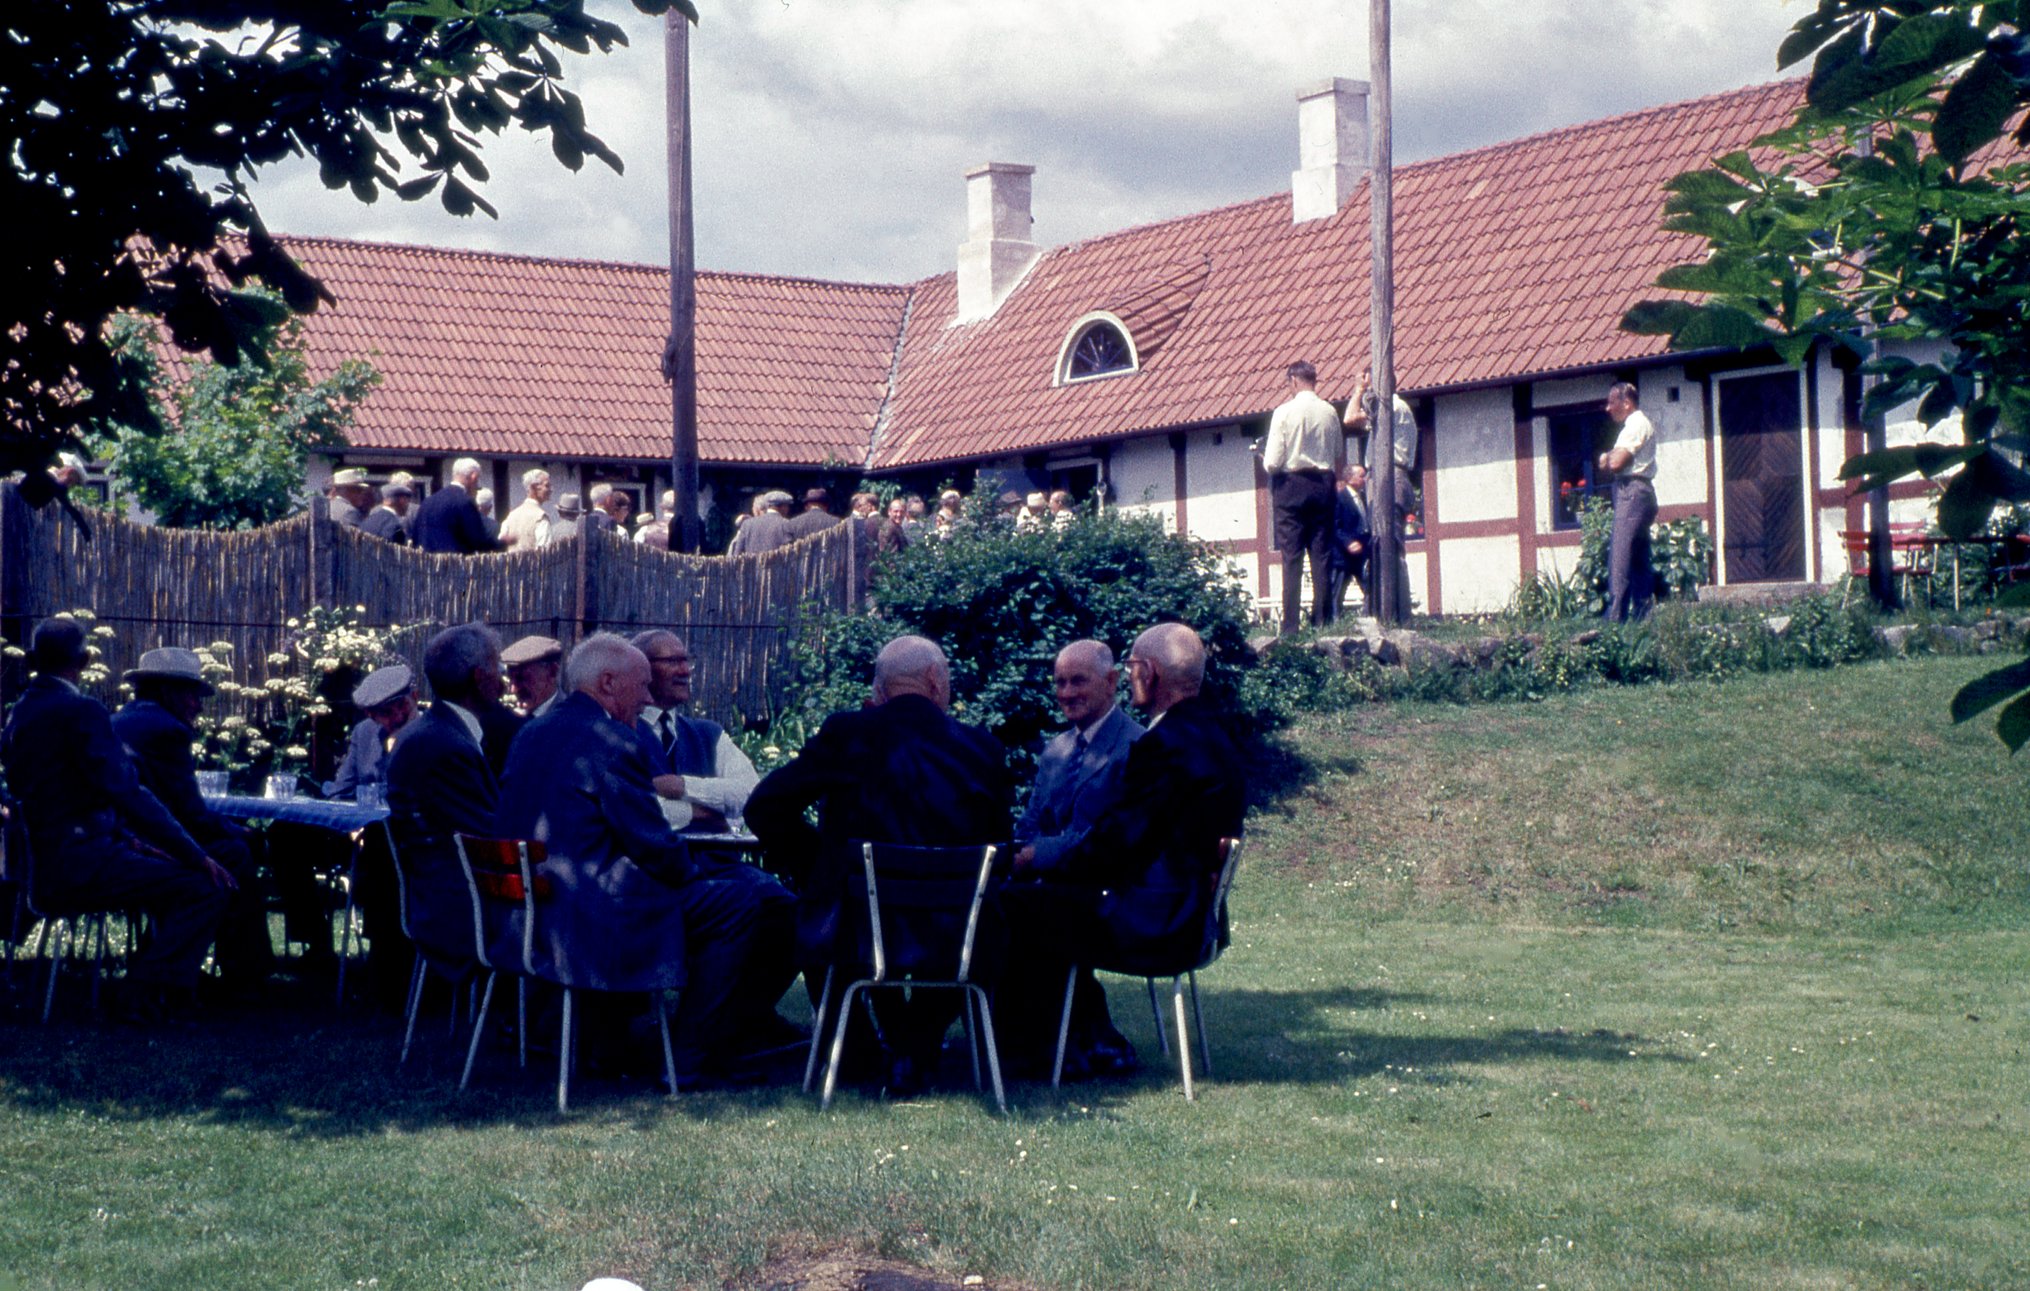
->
[[628, 630, 758, 833]]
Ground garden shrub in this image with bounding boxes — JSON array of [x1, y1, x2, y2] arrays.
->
[[787, 508, 1262, 755]]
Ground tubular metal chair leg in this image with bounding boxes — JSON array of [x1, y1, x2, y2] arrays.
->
[[1189, 970, 1212, 1077], [970, 985, 1007, 1115], [459, 971, 498, 1091], [399, 957, 427, 1066], [657, 990, 680, 1097], [40, 918, 67, 1024], [556, 988, 574, 1113], [819, 983, 864, 1111], [1146, 977, 1171, 1056], [1172, 976, 1195, 1102], [1050, 965, 1078, 1089], [517, 978, 528, 1070], [962, 992, 983, 1092], [802, 968, 835, 1093]]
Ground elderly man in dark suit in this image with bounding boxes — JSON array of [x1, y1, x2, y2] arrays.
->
[[385, 623, 507, 969], [413, 457, 498, 554], [112, 647, 275, 990], [497, 633, 795, 1081], [1330, 463, 1371, 617], [999, 639, 1143, 1072], [2, 620, 236, 1019], [1006, 622, 1246, 1076], [745, 634, 1013, 1093]]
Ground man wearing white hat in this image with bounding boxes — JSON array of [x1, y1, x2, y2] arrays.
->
[[113, 646, 275, 990], [501, 634, 565, 720], [324, 665, 417, 800], [2, 621, 233, 1019], [328, 468, 374, 528]]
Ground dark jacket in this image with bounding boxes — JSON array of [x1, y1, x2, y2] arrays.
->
[[745, 692, 1012, 961], [361, 505, 412, 545], [495, 691, 692, 991], [725, 510, 791, 557], [1333, 483, 1370, 572], [1043, 693, 1245, 954], [386, 702, 501, 962], [413, 482, 496, 554], [112, 698, 237, 843], [3, 675, 206, 875]]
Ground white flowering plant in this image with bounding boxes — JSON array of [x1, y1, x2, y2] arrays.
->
[[0, 607, 117, 689]]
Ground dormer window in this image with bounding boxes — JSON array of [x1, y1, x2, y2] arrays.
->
[[1056, 313, 1138, 384]]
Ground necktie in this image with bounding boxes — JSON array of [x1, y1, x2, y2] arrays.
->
[[1073, 731, 1089, 762], [658, 710, 677, 756]]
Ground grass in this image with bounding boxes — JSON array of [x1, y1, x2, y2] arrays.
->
[[3, 656, 2027, 1289]]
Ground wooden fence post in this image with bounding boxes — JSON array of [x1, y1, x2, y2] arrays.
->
[[577, 529, 603, 639]]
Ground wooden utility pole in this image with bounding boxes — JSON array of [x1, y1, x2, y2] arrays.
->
[[1368, 0, 1403, 624], [662, 9, 701, 553]]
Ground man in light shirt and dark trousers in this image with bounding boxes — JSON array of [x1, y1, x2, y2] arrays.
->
[[1261, 361, 1345, 633], [1600, 381, 1659, 622]]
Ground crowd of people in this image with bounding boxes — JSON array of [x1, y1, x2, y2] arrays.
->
[[1, 609, 1243, 1097], [330, 463, 1081, 563]]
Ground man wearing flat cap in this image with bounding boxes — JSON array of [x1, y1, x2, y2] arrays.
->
[[328, 468, 374, 529], [502, 634, 565, 722], [112, 646, 275, 990], [2, 620, 235, 1019], [726, 491, 794, 556], [362, 478, 415, 546], [324, 665, 417, 801]]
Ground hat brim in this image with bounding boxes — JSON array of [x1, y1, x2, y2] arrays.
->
[[125, 668, 214, 695]]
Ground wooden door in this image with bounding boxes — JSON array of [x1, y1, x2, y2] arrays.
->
[[1718, 371, 1806, 583]]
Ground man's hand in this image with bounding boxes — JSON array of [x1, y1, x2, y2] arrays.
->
[[199, 856, 238, 891], [689, 803, 728, 831], [1012, 844, 1037, 874], [652, 773, 686, 800], [1348, 540, 1364, 555]]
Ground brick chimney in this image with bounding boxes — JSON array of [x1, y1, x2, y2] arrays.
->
[[1292, 78, 1370, 223], [957, 162, 1039, 322]]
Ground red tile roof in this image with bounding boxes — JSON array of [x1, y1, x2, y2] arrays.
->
[[871, 79, 1812, 467], [283, 237, 909, 466], [272, 78, 1840, 472]]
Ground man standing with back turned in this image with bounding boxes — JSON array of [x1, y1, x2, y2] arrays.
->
[[1262, 361, 1344, 632], [1599, 382, 1658, 622]]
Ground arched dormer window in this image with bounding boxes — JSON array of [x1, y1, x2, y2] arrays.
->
[[1056, 312, 1139, 385]]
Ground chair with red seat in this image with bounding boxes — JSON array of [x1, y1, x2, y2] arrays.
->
[[454, 833, 681, 1111]]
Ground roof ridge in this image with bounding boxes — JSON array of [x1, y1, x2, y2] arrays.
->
[[275, 231, 912, 293], [863, 284, 919, 468], [973, 76, 1807, 277]]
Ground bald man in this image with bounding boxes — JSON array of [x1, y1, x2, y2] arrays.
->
[[1004, 623, 1246, 1077], [497, 633, 795, 1082], [745, 634, 1013, 1093]]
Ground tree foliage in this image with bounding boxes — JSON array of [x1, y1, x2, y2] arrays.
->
[[1621, 0, 2030, 749], [2, 0, 689, 488], [92, 310, 380, 530]]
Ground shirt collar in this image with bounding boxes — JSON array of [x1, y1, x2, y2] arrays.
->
[[441, 700, 485, 747], [1076, 703, 1117, 744]]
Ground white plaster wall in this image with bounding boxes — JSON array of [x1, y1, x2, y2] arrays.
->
[[1406, 550, 1429, 615], [1182, 429, 1258, 545], [1811, 349, 1849, 491], [1531, 374, 1606, 408], [1438, 533, 1522, 614], [1641, 368, 1709, 509], [1534, 541, 1584, 582], [1112, 436, 1177, 530], [1432, 387, 1516, 523]]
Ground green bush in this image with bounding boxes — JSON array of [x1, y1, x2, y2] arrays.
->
[[787, 508, 1261, 753], [1506, 498, 1714, 624]]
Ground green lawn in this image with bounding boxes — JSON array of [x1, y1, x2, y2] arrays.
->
[[3, 656, 2026, 1289]]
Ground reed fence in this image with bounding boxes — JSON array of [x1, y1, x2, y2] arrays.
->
[[0, 484, 859, 725]]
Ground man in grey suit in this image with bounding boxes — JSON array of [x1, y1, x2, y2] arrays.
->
[[1001, 640, 1143, 1073]]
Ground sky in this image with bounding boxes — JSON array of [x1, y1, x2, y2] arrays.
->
[[248, 0, 1807, 286]]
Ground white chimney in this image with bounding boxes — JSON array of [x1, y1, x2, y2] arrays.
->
[[1292, 78, 1370, 224], [957, 162, 1039, 322]]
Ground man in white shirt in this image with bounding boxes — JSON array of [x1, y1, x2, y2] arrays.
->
[[498, 468, 554, 550], [1599, 381, 1659, 622], [629, 630, 758, 832], [1261, 360, 1345, 633]]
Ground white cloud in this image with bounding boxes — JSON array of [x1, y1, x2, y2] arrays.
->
[[246, 0, 1802, 282]]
